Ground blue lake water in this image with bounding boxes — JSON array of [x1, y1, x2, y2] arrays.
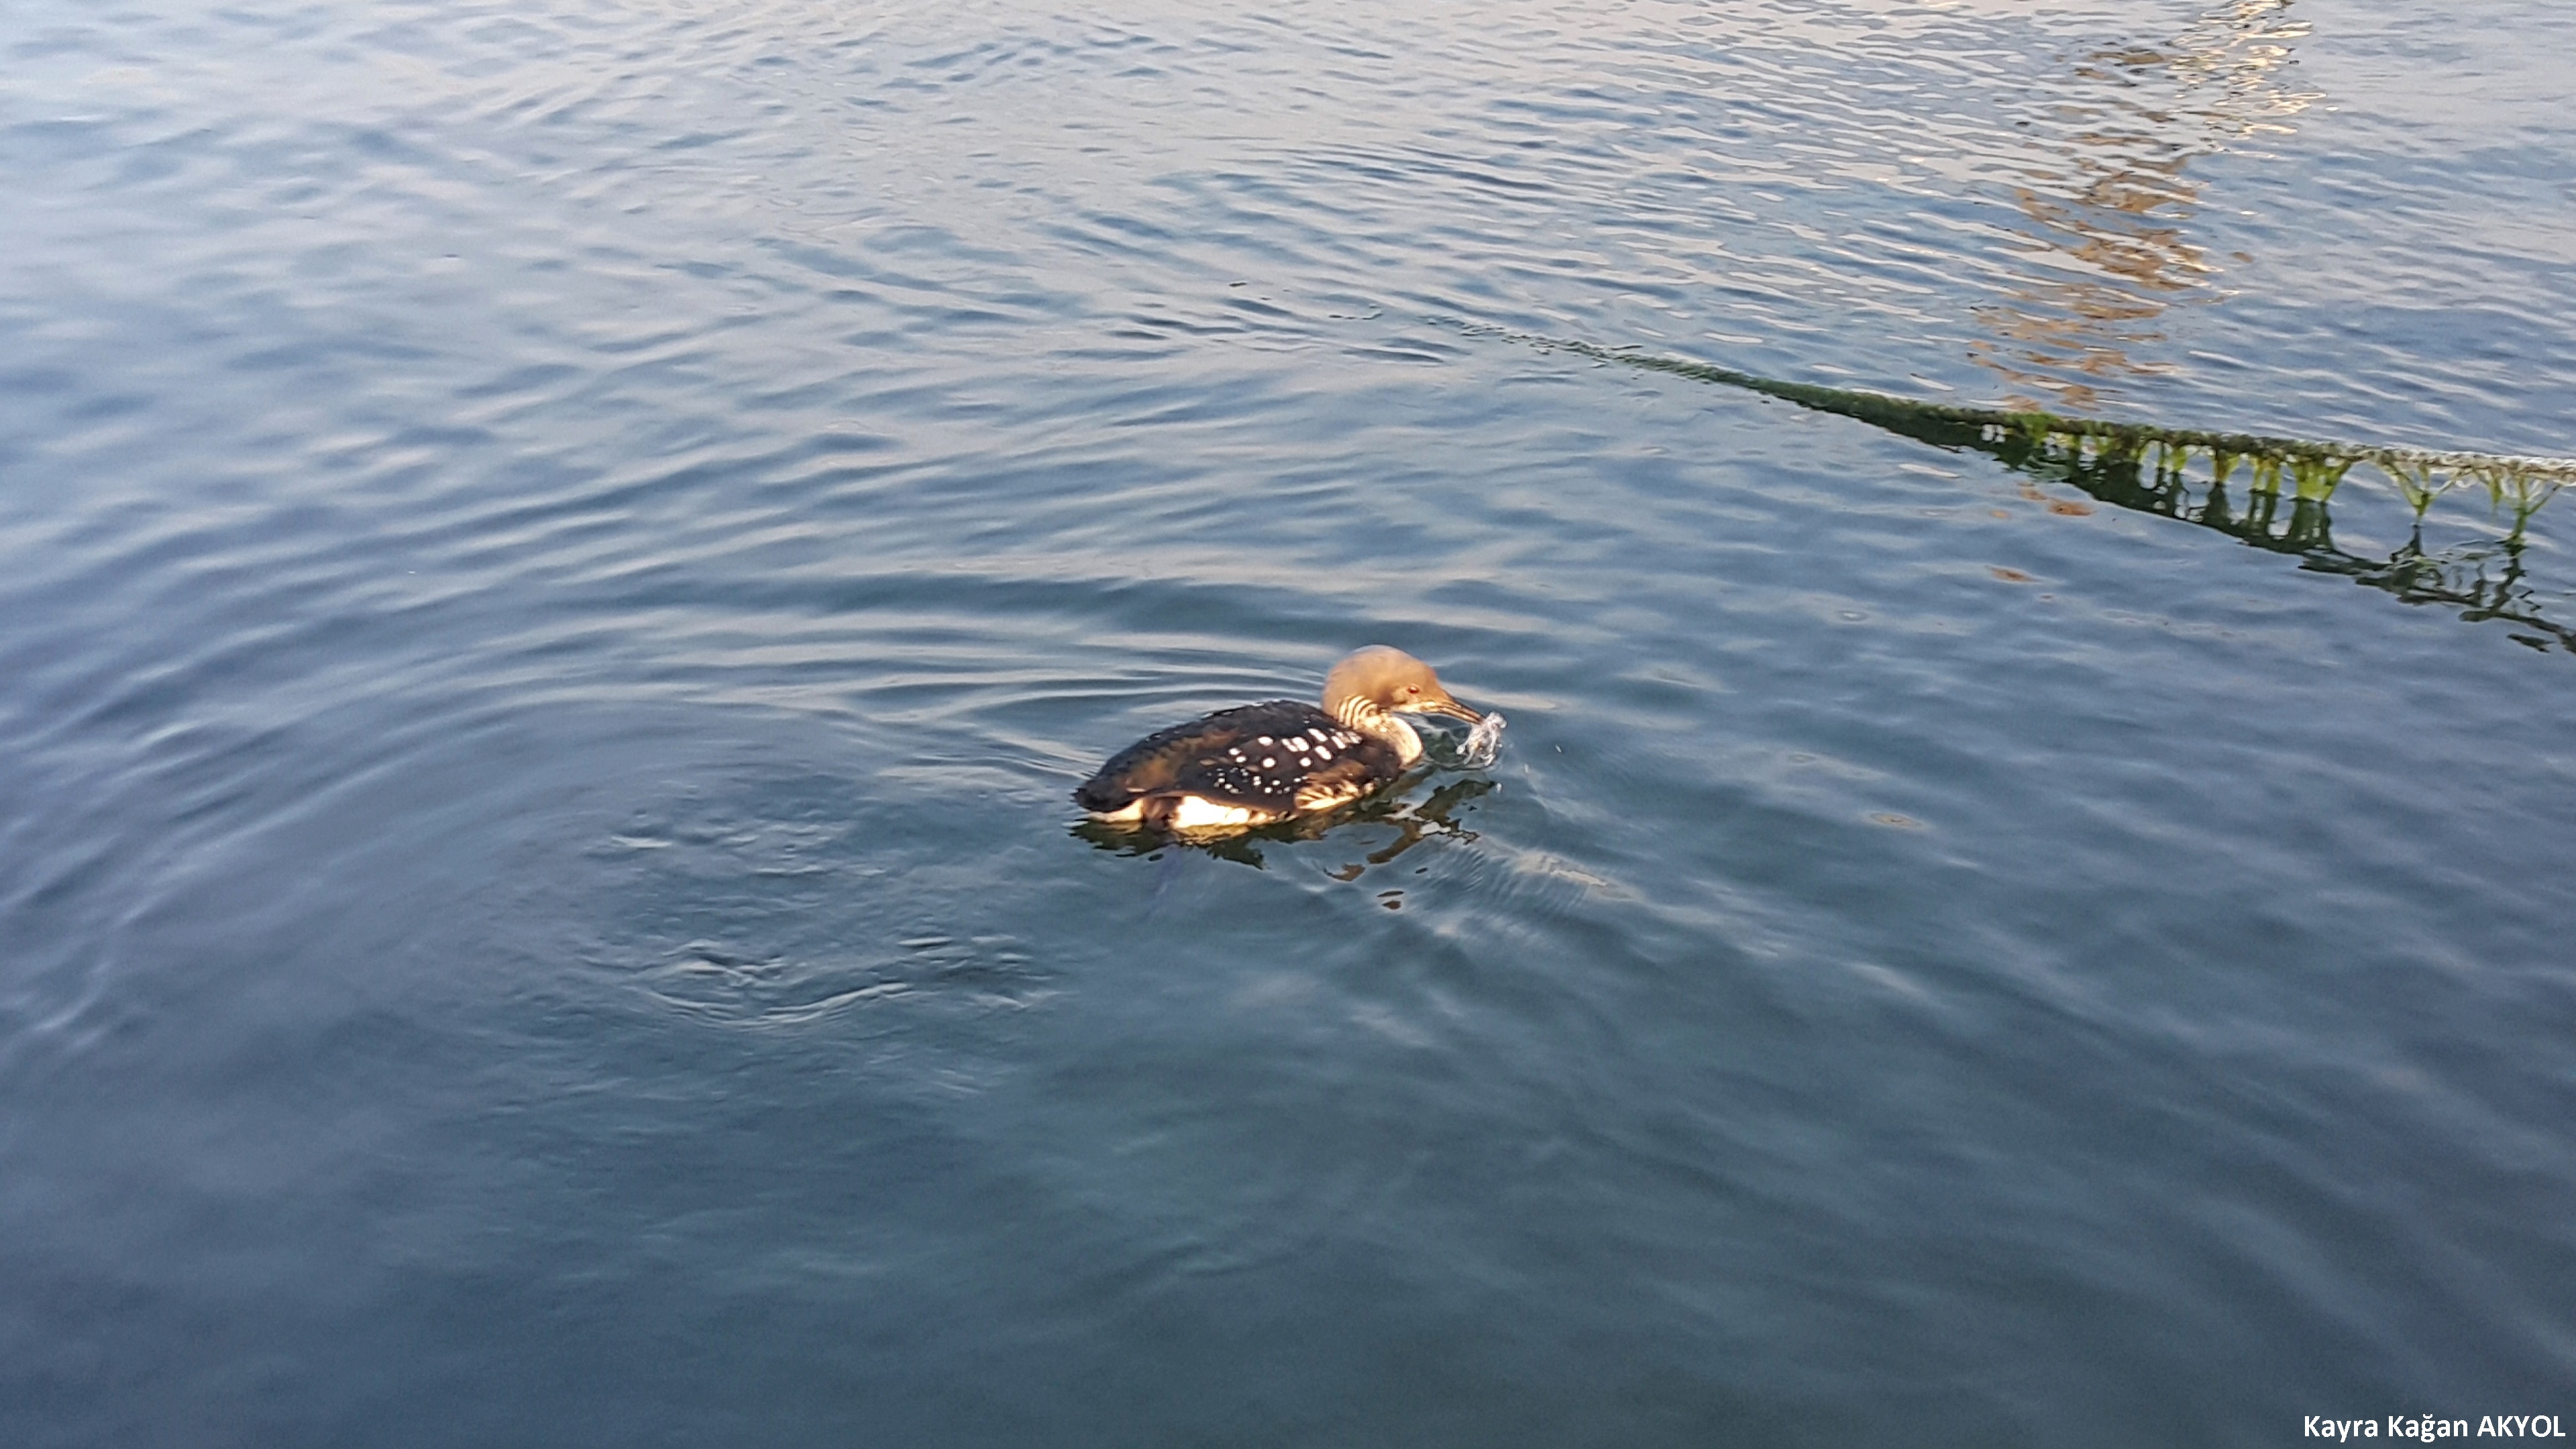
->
[[5, 1, 2574, 1443]]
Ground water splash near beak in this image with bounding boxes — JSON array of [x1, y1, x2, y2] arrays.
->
[[1456, 711, 1507, 769]]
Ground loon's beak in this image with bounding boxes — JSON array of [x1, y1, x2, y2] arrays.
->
[[1409, 693, 1483, 725]]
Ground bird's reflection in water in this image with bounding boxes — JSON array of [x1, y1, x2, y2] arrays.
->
[[1072, 776, 1496, 882]]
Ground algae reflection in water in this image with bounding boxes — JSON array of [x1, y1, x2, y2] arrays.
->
[[1517, 334, 2576, 654]]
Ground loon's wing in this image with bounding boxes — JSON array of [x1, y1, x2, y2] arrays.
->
[[1077, 702, 1389, 815]]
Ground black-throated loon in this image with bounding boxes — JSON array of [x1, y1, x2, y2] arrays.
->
[[1075, 646, 1486, 833]]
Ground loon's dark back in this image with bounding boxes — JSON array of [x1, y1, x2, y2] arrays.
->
[[1074, 700, 1399, 820]]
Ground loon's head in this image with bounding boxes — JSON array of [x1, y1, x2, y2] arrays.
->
[[1322, 646, 1484, 725]]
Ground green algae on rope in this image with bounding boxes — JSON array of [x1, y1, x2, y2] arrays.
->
[[1525, 333, 2576, 531], [1470, 326, 2576, 653]]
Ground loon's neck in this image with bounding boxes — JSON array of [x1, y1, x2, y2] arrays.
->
[[1332, 697, 1422, 765]]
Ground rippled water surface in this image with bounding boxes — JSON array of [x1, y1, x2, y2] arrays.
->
[[6, 1, 2575, 1444]]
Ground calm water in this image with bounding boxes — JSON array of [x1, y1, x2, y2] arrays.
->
[[5, 1, 2574, 1444]]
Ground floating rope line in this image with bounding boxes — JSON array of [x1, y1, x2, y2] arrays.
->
[[1516, 332, 2576, 527], [1466, 325, 2576, 652]]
